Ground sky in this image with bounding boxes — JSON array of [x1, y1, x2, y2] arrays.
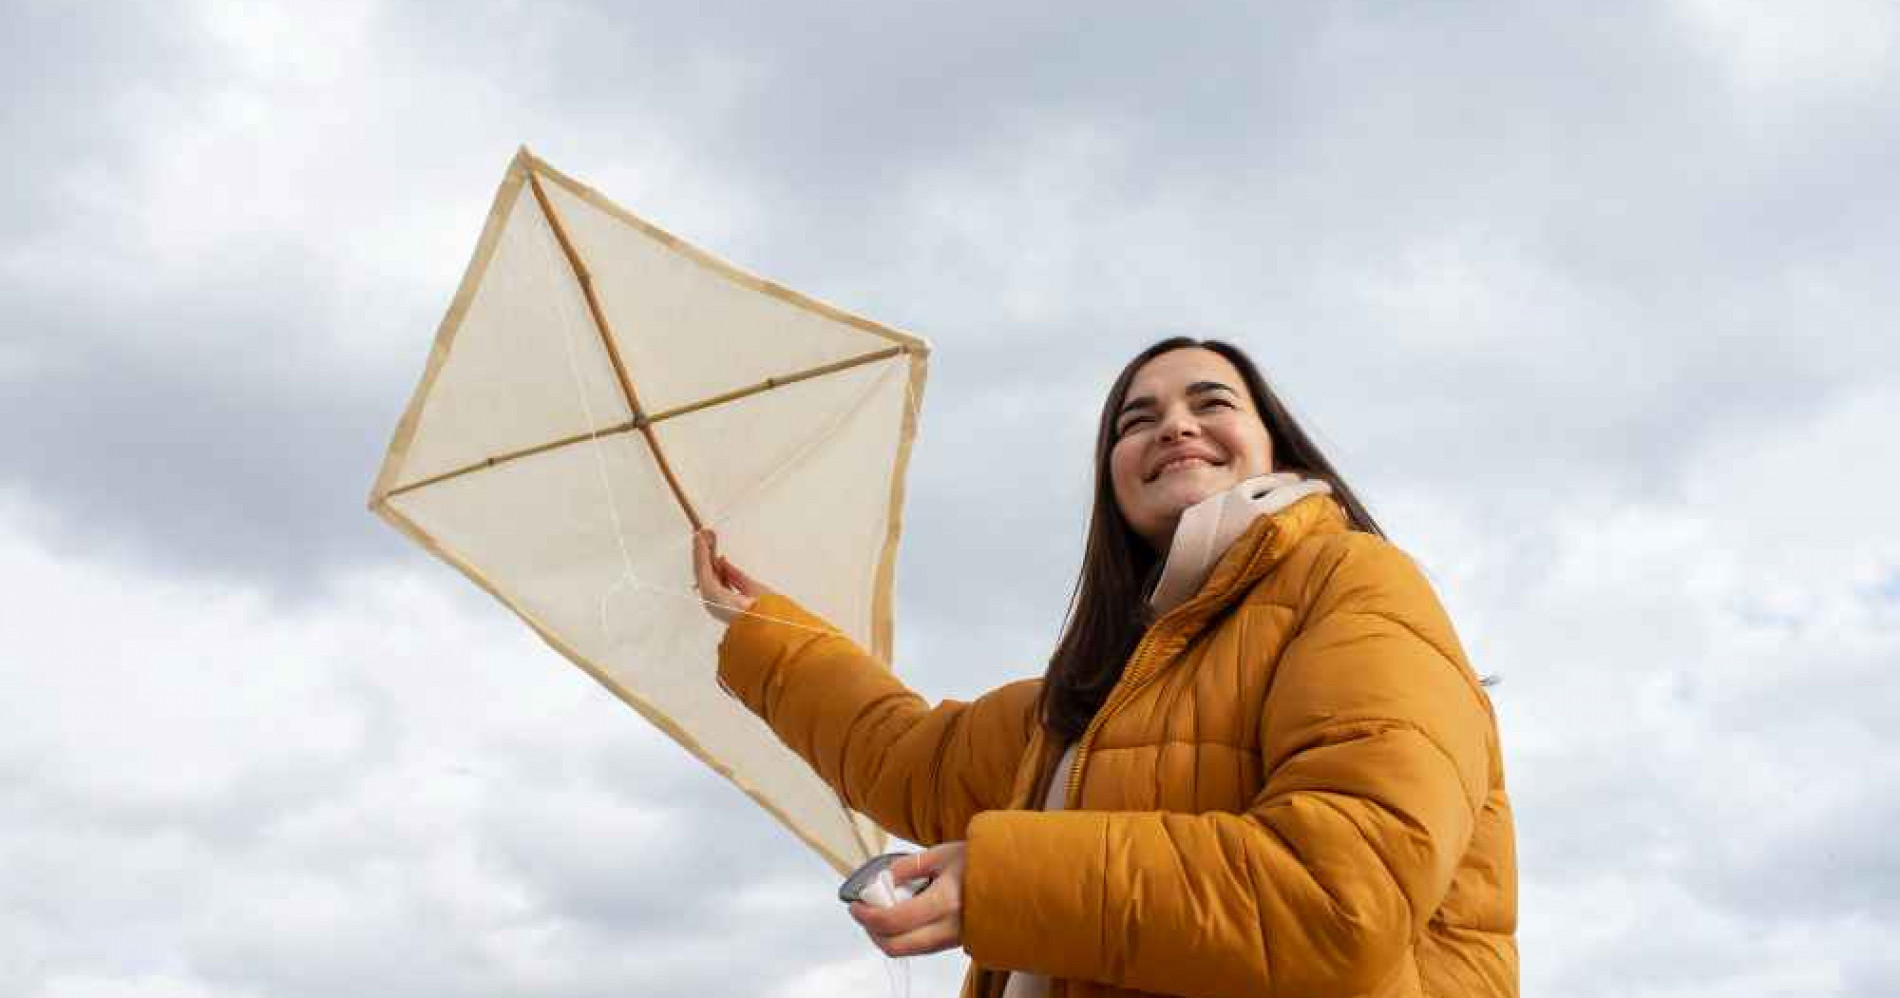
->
[[4, 1, 1898, 995]]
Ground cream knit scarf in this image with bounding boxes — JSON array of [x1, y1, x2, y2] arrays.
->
[[1147, 472, 1333, 616]]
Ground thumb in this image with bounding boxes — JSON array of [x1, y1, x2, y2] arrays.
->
[[692, 531, 718, 585], [720, 558, 769, 597]]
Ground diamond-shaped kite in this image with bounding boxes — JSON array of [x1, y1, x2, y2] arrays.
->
[[368, 149, 929, 874]]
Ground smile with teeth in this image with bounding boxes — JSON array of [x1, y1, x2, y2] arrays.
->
[[1153, 456, 1220, 480]]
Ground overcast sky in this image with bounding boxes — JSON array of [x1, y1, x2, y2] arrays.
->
[[5, 1, 1898, 996]]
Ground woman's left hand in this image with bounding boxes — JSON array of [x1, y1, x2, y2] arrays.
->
[[848, 842, 967, 957]]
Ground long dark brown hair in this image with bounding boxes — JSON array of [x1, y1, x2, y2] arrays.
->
[[1037, 337, 1385, 742]]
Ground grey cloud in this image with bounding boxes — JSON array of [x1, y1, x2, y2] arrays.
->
[[9, 0, 1900, 595], [2, 263, 417, 592], [2, 647, 875, 998], [8, 3, 1900, 995], [0, 4, 202, 237]]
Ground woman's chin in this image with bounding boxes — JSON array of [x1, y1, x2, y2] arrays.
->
[[1157, 476, 1229, 511], [1129, 474, 1238, 548]]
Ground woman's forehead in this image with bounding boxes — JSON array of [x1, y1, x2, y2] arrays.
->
[[1128, 348, 1245, 395]]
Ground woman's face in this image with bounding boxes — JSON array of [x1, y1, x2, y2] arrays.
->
[[1109, 347, 1275, 552]]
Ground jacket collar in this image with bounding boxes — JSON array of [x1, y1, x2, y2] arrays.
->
[[1008, 494, 1349, 809], [1148, 475, 1334, 615], [1150, 492, 1348, 633]]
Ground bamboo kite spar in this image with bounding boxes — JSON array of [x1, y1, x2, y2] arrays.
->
[[368, 148, 930, 875]]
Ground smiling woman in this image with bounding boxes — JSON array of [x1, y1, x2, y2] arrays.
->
[[1046, 338, 1387, 746], [695, 337, 1518, 998], [1109, 351, 1280, 551]]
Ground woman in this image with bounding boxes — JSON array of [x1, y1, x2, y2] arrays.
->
[[693, 338, 1517, 998]]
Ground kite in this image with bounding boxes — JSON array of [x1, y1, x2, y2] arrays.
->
[[368, 148, 929, 875]]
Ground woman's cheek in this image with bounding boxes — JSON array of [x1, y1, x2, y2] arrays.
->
[[1112, 460, 1144, 510], [1110, 438, 1142, 480]]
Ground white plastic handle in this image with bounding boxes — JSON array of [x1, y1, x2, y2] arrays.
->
[[860, 869, 917, 908]]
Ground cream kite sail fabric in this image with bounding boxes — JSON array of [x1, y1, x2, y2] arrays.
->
[[368, 148, 928, 874]]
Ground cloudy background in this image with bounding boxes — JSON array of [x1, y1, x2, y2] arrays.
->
[[5, 1, 1898, 995]]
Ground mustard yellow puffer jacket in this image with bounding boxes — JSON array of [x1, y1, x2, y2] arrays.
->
[[718, 496, 1517, 997]]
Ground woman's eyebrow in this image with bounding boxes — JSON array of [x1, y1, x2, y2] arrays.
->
[[1118, 381, 1237, 417]]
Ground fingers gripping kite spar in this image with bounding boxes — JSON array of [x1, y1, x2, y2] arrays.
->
[[367, 148, 928, 876]]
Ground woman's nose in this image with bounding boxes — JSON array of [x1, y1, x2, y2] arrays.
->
[[1157, 405, 1199, 441]]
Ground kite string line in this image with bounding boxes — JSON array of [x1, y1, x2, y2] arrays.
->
[[501, 202, 774, 644], [532, 200, 924, 998], [526, 191, 922, 646], [526, 189, 643, 595], [612, 354, 900, 578], [888, 952, 910, 998], [566, 338, 912, 645], [587, 354, 923, 644], [519, 191, 826, 644], [606, 355, 909, 610], [520, 192, 924, 643], [524, 191, 697, 650], [666, 353, 925, 640]]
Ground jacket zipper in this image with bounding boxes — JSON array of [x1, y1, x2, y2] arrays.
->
[[1062, 624, 1174, 808], [1060, 520, 1283, 809]]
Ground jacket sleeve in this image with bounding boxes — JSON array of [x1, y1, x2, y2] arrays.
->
[[961, 535, 1496, 998], [717, 592, 1039, 847]]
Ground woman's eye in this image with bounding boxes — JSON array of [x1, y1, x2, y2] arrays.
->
[[1198, 398, 1235, 411], [1118, 415, 1152, 434]]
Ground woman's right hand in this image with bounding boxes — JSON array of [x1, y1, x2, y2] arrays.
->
[[691, 528, 770, 624]]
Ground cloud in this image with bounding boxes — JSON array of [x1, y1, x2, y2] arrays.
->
[[1673, 0, 1898, 96], [0, 491, 901, 998], [5, 1, 1900, 995], [10, 0, 1899, 593], [0, 0, 747, 589], [1453, 383, 1900, 994]]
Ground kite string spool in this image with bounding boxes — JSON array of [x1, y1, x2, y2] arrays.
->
[[530, 175, 928, 991]]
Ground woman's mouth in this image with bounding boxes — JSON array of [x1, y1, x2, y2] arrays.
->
[[1151, 456, 1219, 481]]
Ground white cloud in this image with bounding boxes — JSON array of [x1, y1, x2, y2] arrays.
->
[[11, 385, 1893, 997], [6, 2, 1900, 995], [1675, 0, 1898, 95], [3, 0, 741, 373], [1345, 227, 1583, 350], [31, 971, 263, 998], [0, 491, 879, 997], [1478, 384, 1900, 995], [773, 952, 969, 998]]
